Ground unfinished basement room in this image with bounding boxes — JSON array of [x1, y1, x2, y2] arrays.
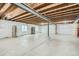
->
[[0, 3, 79, 56]]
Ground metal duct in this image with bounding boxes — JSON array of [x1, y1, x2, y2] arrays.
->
[[13, 3, 51, 23]]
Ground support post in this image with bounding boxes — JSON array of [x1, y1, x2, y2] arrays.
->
[[55, 24, 58, 35], [77, 22, 79, 37], [48, 22, 50, 37]]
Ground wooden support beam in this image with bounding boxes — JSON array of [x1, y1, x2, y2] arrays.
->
[[9, 3, 49, 20], [46, 5, 79, 16], [4, 5, 17, 15], [0, 3, 11, 16], [48, 9, 79, 18], [10, 3, 63, 20], [16, 8, 79, 21], [0, 3, 5, 10], [43, 4, 77, 14], [14, 4, 78, 21]]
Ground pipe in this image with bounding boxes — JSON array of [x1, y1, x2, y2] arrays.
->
[[13, 3, 51, 23], [73, 16, 79, 23]]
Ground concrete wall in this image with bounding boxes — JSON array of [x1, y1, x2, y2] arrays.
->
[[0, 20, 28, 38], [0, 20, 40, 38], [0, 20, 77, 39], [40, 23, 77, 37], [57, 23, 77, 36], [27, 24, 40, 34], [39, 24, 55, 37]]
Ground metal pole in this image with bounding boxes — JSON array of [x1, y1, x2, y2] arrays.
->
[[48, 22, 50, 37], [55, 24, 57, 35]]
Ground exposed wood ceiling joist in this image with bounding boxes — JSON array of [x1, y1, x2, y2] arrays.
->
[[3, 5, 17, 16], [0, 3, 5, 10], [46, 4, 79, 15], [53, 12, 79, 18], [13, 3, 51, 24], [16, 9, 79, 22], [0, 3, 11, 17], [9, 3, 63, 20], [8, 3, 51, 19], [50, 10, 79, 17], [0, 3, 79, 24], [44, 4, 77, 14], [14, 4, 78, 21]]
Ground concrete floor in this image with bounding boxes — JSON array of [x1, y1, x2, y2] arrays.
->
[[0, 34, 79, 56]]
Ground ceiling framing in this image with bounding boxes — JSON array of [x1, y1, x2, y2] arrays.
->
[[0, 3, 79, 24]]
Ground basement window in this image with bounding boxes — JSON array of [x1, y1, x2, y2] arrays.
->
[[22, 25, 27, 32]]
